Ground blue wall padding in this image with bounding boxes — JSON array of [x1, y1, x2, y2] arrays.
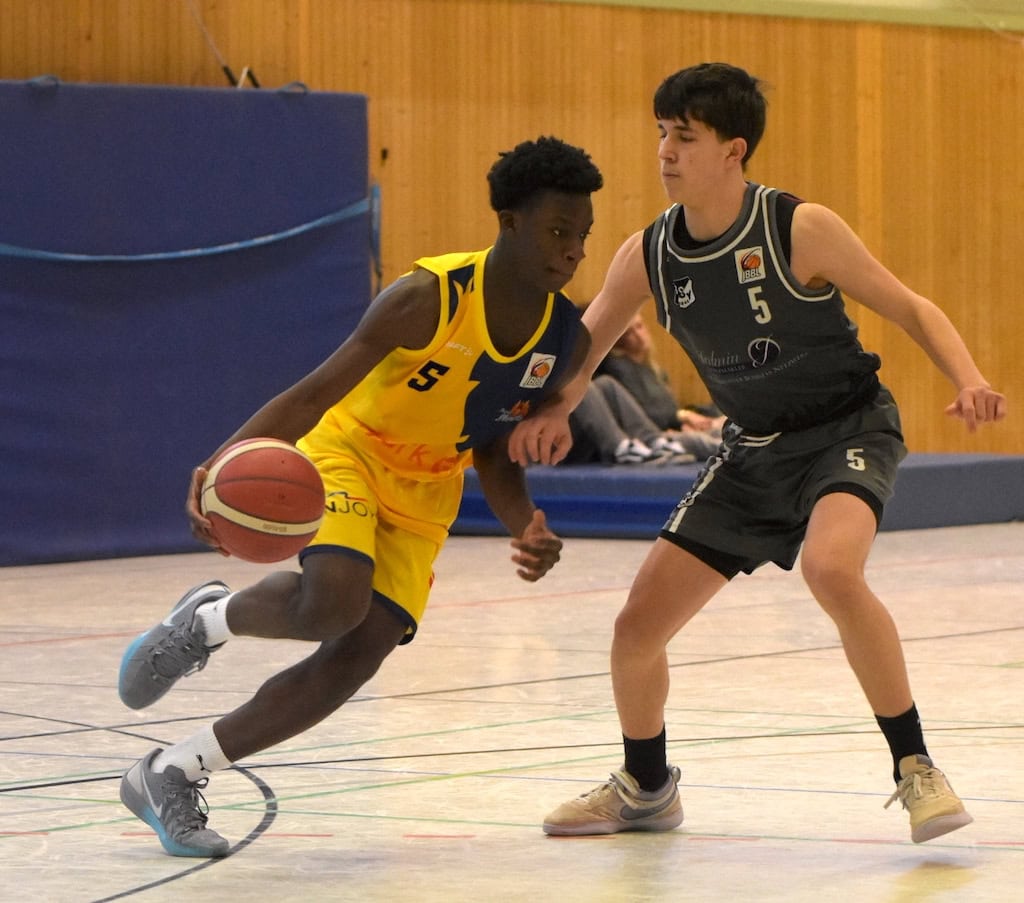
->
[[454, 454, 1024, 540], [1, 80, 370, 566]]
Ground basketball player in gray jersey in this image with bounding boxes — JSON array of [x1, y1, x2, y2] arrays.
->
[[646, 186, 884, 435], [510, 62, 1006, 844]]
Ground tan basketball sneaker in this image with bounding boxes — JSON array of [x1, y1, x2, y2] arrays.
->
[[543, 766, 683, 836], [884, 754, 974, 843]]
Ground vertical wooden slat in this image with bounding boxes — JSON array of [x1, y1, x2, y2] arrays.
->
[[0, 0, 1018, 452]]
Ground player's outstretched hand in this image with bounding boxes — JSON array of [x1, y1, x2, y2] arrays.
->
[[185, 466, 229, 555], [511, 509, 562, 582], [508, 411, 573, 466], [944, 385, 1007, 432]]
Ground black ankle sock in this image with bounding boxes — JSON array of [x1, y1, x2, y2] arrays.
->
[[623, 727, 668, 792], [876, 703, 928, 783]]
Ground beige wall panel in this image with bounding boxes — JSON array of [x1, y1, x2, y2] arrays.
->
[[1, 0, 1019, 453]]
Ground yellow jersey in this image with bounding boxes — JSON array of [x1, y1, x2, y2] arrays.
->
[[305, 248, 584, 481]]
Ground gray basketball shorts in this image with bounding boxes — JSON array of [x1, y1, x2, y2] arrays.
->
[[660, 386, 907, 576]]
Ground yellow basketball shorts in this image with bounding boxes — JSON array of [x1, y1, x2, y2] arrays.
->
[[297, 431, 464, 644]]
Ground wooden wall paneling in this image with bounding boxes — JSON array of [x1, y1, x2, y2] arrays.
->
[[0, 0, 1018, 452], [869, 26, 1016, 452]]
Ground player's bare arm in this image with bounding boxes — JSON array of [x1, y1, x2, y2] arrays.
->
[[213, 270, 441, 455], [581, 231, 655, 362], [187, 271, 444, 542], [506, 323, 591, 468], [547, 323, 592, 396], [791, 203, 1006, 431], [509, 230, 653, 466], [473, 436, 562, 581]]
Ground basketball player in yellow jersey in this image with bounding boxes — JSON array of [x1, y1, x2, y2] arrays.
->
[[116, 137, 603, 858]]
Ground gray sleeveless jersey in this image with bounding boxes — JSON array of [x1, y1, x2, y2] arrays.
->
[[643, 182, 881, 433]]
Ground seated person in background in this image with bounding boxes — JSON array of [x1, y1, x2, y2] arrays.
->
[[565, 374, 698, 466], [601, 313, 726, 437]]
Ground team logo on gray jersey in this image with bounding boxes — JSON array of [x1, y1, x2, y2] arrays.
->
[[735, 246, 766, 284], [748, 336, 780, 368], [672, 277, 695, 308]]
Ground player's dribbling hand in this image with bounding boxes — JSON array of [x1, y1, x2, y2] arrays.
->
[[511, 509, 562, 581], [185, 466, 229, 555], [944, 385, 1007, 432]]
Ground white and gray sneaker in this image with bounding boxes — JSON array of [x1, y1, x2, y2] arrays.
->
[[650, 436, 697, 465], [120, 748, 229, 858], [118, 581, 229, 710], [542, 765, 683, 835], [614, 438, 666, 465]]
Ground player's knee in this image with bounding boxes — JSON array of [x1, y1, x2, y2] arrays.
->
[[613, 607, 638, 642], [801, 552, 859, 608], [294, 587, 372, 640], [340, 640, 390, 690], [292, 555, 376, 640], [612, 605, 660, 657], [320, 608, 404, 694]]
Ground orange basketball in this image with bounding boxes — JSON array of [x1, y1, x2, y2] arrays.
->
[[200, 438, 325, 563]]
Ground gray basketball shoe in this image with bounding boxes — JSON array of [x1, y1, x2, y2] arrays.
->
[[118, 581, 230, 709], [120, 748, 229, 857]]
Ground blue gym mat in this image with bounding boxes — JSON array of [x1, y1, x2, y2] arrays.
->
[[453, 453, 1024, 539]]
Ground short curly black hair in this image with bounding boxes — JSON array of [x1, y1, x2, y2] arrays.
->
[[487, 136, 603, 212]]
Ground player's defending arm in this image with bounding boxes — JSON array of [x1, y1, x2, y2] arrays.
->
[[509, 230, 654, 466], [791, 203, 1006, 431]]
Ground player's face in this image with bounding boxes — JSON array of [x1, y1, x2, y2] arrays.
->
[[514, 191, 594, 293], [657, 117, 739, 205]]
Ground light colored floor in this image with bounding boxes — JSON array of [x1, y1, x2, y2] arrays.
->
[[1, 522, 1022, 903]]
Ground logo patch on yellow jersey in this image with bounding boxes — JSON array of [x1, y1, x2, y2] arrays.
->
[[520, 353, 556, 389], [497, 400, 532, 422]]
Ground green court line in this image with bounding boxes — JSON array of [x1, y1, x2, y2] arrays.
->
[[3, 714, 1018, 793], [238, 709, 618, 761], [7, 735, 1023, 846]]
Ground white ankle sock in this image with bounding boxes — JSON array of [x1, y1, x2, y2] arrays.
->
[[195, 593, 235, 648], [153, 725, 232, 782]]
